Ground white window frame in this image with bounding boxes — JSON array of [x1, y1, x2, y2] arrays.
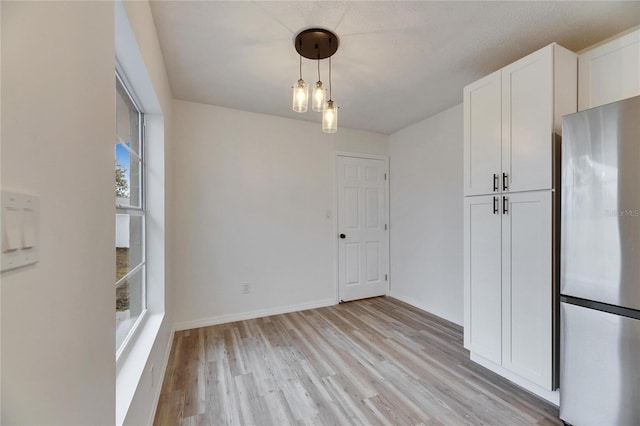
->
[[115, 69, 148, 359]]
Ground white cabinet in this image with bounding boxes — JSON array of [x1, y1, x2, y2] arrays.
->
[[463, 43, 577, 196], [501, 191, 553, 389], [464, 191, 554, 390], [463, 42, 575, 398], [463, 72, 502, 196], [463, 195, 502, 365], [578, 28, 640, 111]]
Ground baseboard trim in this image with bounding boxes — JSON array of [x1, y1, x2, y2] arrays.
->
[[389, 291, 463, 327], [147, 326, 175, 426], [174, 298, 336, 331], [470, 352, 560, 406]]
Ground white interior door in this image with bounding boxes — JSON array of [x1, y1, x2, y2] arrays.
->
[[337, 155, 388, 302]]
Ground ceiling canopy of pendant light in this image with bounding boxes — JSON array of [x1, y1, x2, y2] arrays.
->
[[294, 28, 339, 60]]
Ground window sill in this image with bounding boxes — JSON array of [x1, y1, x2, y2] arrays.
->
[[115, 312, 165, 426]]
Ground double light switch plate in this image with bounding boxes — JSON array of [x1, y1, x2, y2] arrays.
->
[[1, 191, 39, 272]]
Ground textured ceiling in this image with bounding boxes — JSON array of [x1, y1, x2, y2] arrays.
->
[[149, 1, 640, 135]]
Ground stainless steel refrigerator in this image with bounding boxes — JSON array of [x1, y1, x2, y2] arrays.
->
[[560, 95, 640, 425]]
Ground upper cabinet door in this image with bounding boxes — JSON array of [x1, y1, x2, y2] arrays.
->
[[464, 71, 502, 196], [502, 46, 554, 193], [578, 28, 640, 111], [501, 44, 576, 193]]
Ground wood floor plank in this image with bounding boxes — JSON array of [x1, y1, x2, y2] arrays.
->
[[154, 297, 561, 425]]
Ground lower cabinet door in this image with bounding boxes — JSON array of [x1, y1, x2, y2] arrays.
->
[[464, 195, 502, 364], [501, 191, 553, 389]]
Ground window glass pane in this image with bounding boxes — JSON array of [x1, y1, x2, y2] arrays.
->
[[115, 145, 130, 203], [115, 214, 144, 280], [116, 266, 145, 351], [115, 78, 141, 208], [116, 79, 140, 157], [115, 72, 145, 356]]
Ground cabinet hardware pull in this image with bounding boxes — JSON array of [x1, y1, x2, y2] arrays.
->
[[493, 196, 499, 214], [503, 196, 508, 214], [493, 173, 499, 192], [503, 172, 509, 191]]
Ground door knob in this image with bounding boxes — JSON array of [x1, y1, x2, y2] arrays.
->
[[339, 233, 346, 239]]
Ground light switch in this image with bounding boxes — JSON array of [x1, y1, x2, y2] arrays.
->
[[22, 209, 37, 249], [3, 207, 22, 252], [2, 191, 39, 272]]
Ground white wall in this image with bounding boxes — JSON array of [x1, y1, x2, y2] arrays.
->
[[172, 100, 388, 328], [1, 2, 115, 424], [388, 104, 464, 326], [0, 2, 174, 424], [0, 8, 3, 416]]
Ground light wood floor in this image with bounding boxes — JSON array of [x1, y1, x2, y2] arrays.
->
[[154, 297, 561, 425]]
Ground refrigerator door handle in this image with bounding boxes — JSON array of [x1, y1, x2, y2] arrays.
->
[[502, 196, 508, 214], [503, 172, 509, 191], [493, 173, 499, 192]]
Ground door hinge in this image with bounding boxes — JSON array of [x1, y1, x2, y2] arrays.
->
[[384, 173, 387, 180], [385, 274, 388, 281], [385, 224, 388, 231]]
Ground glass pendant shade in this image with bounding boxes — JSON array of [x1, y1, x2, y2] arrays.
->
[[292, 79, 309, 113], [322, 100, 338, 133], [312, 81, 325, 112]]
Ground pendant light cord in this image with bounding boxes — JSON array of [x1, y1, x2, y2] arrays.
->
[[328, 37, 333, 101], [299, 54, 302, 80], [317, 53, 321, 82], [329, 56, 332, 101]]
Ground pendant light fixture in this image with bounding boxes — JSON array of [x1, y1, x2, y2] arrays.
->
[[312, 58, 325, 112], [322, 56, 338, 133], [292, 55, 308, 112], [292, 28, 339, 132]]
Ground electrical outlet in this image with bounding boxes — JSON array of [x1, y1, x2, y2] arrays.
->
[[241, 282, 251, 294]]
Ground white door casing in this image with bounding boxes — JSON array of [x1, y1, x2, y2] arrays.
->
[[336, 154, 388, 302]]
